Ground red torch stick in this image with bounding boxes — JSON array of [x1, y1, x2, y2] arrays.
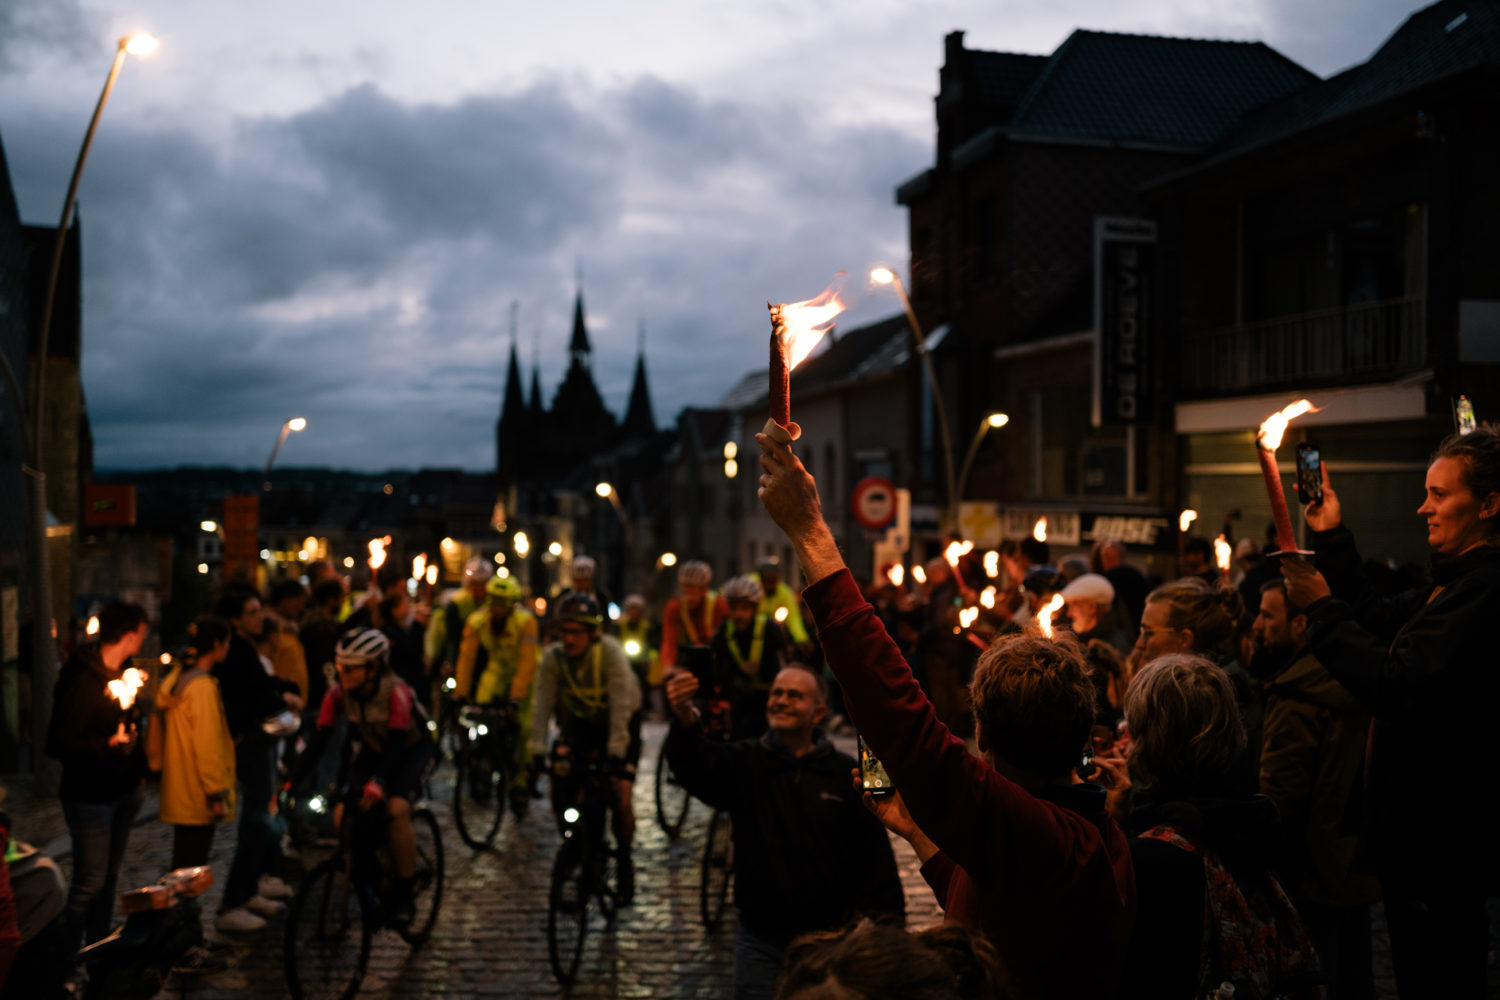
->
[[764, 275, 846, 445], [1256, 399, 1318, 555]]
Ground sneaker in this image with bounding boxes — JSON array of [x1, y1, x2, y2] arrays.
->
[[258, 875, 295, 900], [245, 895, 285, 918], [215, 907, 267, 933], [171, 945, 228, 976]]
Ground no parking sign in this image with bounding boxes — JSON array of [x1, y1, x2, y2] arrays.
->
[[851, 476, 897, 531]]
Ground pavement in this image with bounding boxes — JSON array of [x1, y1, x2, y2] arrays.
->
[[3, 723, 1494, 998]]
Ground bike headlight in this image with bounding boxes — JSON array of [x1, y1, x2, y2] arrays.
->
[[309, 795, 326, 815], [624, 639, 642, 657], [426, 720, 437, 733], [467, 728, 478, 741], [445, 677, 457, 691], [563, 807, 581, 825], [477, 724, 489, 737]]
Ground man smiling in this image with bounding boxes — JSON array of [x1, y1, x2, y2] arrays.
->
[[664, 664, 902, 1000]]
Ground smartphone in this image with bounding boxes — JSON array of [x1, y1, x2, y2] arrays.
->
[[1295, 443, 1322, 505], [1455, 395, 1477, 436], [680, 645, 713, 689], [858, 734, 895, 798]]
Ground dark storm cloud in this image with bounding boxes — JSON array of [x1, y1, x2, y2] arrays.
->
[[0, 0, 96, 71], [10, 69, 923, 470]]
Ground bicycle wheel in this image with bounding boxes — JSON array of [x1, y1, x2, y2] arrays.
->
[[285, 858, 371, 1000], [547, 839, 590, 987], [399, 806, 445, 945], [452, 739, 507, 849], [653, 742, 692, 839], [699, 808, 734, 931], [594, 830, 624, 925]]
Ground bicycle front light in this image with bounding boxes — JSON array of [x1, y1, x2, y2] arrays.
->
[[563, 807, 581, 825], [445, 677, 457, 691], [309, 795, 327, 815], [426, 720, 437, 733], [477, 724, 490, 737]]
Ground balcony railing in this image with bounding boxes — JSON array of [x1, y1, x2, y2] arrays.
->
[[1179, 296, 1426, 396]]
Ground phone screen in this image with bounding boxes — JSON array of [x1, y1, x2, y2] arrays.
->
[[1456, 396, 1477, 435], [858, 735, 895, 797], [1295, 443, 1322, 505]]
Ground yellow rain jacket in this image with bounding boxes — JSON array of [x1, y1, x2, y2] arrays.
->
[[150, 665, 236, 826]]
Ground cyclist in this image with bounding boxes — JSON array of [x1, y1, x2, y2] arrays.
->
[[528, 593, 642, 901], [617, 594, 661, 716], [424, 558, 492, 681], [660, 560, 728, 671], [712, 575, 788, 740], [293, 628, 433, 926], [755, 557, 810, 652], [453, 574, 540, 817]]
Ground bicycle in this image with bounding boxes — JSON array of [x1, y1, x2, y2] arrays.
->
[[283, 793, 445, 1000], [700, 806, 734, 931], [652, 740, 692, 839], [545, 753, 627, 988], [451, 701, 519, 850]]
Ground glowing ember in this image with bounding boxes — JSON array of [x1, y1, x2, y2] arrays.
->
[[1033, 518, 1047, 543], [886, 564, 905, 588], [958, 607, 979, 629], [983, 551, 999, 578], [1179, 509, 1199, 533], [980, 586, 996, 609], [944, 539, 973, 570], [1215, 534, 1232, 574], [912, 565, 927, 585], [107, 667, 148, 710], [1037, 593, 1065, 639], [1257, 399, 1319, 451]]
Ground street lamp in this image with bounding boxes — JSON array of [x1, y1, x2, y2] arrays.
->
[[27, 31, 156, 779], [871, 266, 958, 528], [263, 416, 307, 491], [956, 412, 1010, 519]]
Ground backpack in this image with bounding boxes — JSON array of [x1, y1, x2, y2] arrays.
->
[[1140, 824, 1322, 1000]]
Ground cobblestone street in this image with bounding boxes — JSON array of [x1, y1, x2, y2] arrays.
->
[[19, 722, 943, 998]]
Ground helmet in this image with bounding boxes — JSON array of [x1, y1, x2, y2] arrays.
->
[[486, 575, 522, 602], [335, 627, 390, 668], [623, 594, 647, 614], [463, 558, 494, 583], [570, 555, 596, 576], [557, 591, 602, 628], [722, 575, 764, 605], [677, 560, 712, 587]]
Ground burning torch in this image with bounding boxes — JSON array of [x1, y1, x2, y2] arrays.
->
[[106, 666, 148, 745], [1256, 400, 1319, 555], [767, 275, 846, 445]]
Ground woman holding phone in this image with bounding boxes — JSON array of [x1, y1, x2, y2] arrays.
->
[[1282, 425, 1500, 999]]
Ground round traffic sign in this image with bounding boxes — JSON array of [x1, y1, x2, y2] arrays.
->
[[851, 476, 897, 531]]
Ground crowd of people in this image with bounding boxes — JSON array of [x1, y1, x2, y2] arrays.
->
[[1, 422, 1496, 999]]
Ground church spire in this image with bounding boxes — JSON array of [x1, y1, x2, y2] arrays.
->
[[621, 319, 655, 440], [568, 288, 591, 365]]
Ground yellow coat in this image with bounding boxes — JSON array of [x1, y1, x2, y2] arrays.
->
[[152, 665, 236, 826]]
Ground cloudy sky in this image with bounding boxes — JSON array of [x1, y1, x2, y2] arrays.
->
[[1, 0, 1425, 471]]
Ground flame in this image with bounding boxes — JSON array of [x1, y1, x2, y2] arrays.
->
[[980, 586, 996, 609], [944, 539, 973, 570], [86, 616, 100, 636], [425, 565, 438, 586], [368, 535, 391, 570], [774, 607, 789, 623], [1179, 509, 1199, 533], [1215, 534, 1232, 573], [106, 667, 148, 710], [958, 607, 979, 629], [983, 551, 999, 578], [777, 275, 847, 370], [1037, 593, 1066, 639], [412, 553, 427, 580], [911, 565, 927, 585], [886, 564, 905, 588], [1033, 518, 1047, 543], [1257, 399, 1320, 451]]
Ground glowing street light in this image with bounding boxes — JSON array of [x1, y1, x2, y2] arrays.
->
[[264, 416, 308, 491], [200, 520, 218, 533], [871, 266, 958, 527], [659, 552, 677, 568], [956, 411, 1010, 514], [28, 29, 158, 778]]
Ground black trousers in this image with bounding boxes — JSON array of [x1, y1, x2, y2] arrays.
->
[[1381, 877, 1489, 1000], [171, 824, 217, 870]]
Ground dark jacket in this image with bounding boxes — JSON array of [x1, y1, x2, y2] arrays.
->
[[1120, 794, 1283, 1000], [1303, 528, 1500, 892], [1258, 650, 1379, 908], [45, 645, 148, 803], [806, 570, 1135, 998], [664, 721, 904, 946], [212, 635, 293, 743]]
